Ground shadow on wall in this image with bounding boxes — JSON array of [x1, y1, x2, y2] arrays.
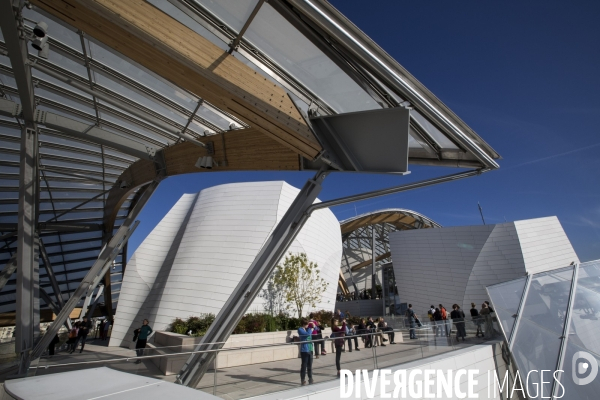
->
[[119, 192, 200, 347]]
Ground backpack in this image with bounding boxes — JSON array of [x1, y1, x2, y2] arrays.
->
[[441, 307, 447, 320]]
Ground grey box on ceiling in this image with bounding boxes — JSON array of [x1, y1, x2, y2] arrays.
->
[[310, 107, 410, 173]]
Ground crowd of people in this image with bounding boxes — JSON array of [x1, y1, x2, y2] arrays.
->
[[46, 316, 113, 356], [297, 312, 399, 384], [297, 301, 497, 385], [336, 289, 382, 302]]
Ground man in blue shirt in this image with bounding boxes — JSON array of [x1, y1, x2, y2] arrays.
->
[[298, 319, 314, 385]]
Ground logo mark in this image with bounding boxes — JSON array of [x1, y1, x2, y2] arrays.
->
[[572, 351, 598, 385]]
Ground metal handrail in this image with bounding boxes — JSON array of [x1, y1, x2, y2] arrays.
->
[[31, 324, 478, 370]]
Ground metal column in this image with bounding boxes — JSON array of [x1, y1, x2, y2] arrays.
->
[[177, 168, 330, 387], [1, 1, 41, 374], [15, 127, 38, 374], [371, 225, 376, 299], [30, 181, 159, 361]]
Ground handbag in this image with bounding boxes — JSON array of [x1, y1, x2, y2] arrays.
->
[[133, 328, 140, 342]]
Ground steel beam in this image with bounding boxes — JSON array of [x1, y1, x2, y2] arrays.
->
[[15, 126, 38, 375], [177, 168, 330, 387], [0, 222, 104, 232], [38, 238, 64, 308], [86, 285, 104, 319], [79, 284, 103, 320], [342, 248, 359, 293], [30, 180, 159, 361], [0, 253, 18, 292], [1, 4, 41, 373]]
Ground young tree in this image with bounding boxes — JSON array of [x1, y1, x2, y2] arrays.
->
[[272, 253, 329, 318], [259, 275, 287, 317]]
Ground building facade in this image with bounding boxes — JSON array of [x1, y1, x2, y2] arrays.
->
[[389, 216, 579, 315], [109, 181, 342, 347]]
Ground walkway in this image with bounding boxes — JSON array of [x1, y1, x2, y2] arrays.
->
[[17, 331, 496, 400]]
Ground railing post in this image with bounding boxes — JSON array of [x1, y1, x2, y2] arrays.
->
[[213, 352, 218, 396]]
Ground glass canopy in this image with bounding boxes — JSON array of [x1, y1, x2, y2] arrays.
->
[[1, 0, 499, 319]]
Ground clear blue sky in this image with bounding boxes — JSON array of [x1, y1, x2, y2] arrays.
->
[[128, 1, 600, 262]]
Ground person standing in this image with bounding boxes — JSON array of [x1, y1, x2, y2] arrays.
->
[[480, 303, 494, 338], [485, 301, 495, 313], [134, 319, 153, 364], [439, 304, 449, 337], [433, 307, 443, 337], [67, 322, 78, 354], [97, 320, 105, 340], [451, 304, 466, 341], [406, 304, 417, 339], [308, 314, 323, 358], [102, 318, 112, 341], [77, 317, 91, 353], [48, 333, 60, 356], [470, 303, 483, 337], [331, 318, 347, 378], [298, 319, 314, 385], [427, 305, 436, 336]]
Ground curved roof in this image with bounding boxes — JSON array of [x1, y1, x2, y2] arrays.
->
[[340, 208, 441, 235]]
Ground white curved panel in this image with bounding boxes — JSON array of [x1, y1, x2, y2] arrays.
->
[[110, 181, 342, 347]]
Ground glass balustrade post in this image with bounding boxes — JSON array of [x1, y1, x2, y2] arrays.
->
[[371, 336, 377, 370], [213, 351, 217, 396]]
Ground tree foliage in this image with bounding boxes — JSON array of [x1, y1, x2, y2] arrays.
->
[[272, 253, 329, 318], [259, 275, 287, 317]]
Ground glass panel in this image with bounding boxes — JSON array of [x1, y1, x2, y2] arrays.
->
[[558, 262, 600, 398], [32, 69, 92, 99], [511, 266, 573, 396], [93, 73, 192, 129], [244, 3, 380, 113], [36, 88, 96, 116], [193, 0, 259, 33], [487, 277, 527, 340], [44, 51, 88, 78], [411, 111, 459, 150], [39, 132, 100, 152], [88, 42, 197, 111], [148, 0, 229, 52], [0, 72, 17, 89], [408, 126, 425, 149], [0, 54, 12, 68]]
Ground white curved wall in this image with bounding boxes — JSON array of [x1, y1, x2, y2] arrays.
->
[[110, 181, 341, 347]]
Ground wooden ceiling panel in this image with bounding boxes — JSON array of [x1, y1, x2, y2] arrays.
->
[[32, 0, 322, 158]]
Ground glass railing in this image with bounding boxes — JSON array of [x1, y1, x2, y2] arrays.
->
[[24, 318, 502, 398]]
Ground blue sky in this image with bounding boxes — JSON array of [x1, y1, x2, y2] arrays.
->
[[128, 1, 600, 262]]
